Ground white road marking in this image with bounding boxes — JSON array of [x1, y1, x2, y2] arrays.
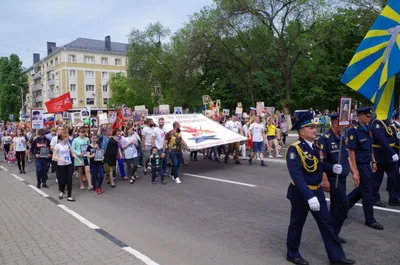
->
[[58, 204, 100, 229], [184, 173, 257, 187], [28, 184, 49, 197], [241, 157, 286, 164], [11, 173, 24, 181], [122, 247, 160, 265], [0, 166, 9, 171], [325, 198, 400, 214]]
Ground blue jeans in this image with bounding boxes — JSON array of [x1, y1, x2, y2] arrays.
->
[[113, 158, 126, 178], [158, 149, 168, 176], [35, 159, 49, 184], [208, 147, 218, 160], [90, 164, 104, 189], [320, 123, 326, 134], [170, 151, 182, 178], [137, 145, 143, 166]]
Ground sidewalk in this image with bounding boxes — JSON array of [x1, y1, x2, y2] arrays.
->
[[0, 169, 144, 265]]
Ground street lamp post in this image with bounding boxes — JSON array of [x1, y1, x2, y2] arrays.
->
[[11, 84, 24, 119]]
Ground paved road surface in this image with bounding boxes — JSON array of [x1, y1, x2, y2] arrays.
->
[[2, 138, 399, 265], [0, 169, 144, 265]]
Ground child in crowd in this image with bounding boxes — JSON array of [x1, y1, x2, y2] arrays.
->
[[150, 147, 166, 185]]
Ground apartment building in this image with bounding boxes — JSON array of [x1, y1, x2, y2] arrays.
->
[[25, 36, 128, 113]]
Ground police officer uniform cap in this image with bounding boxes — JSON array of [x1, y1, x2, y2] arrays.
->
[[291, 111, 315, 130], [355, 106, 373, 115], [328, 113, 339, 121]]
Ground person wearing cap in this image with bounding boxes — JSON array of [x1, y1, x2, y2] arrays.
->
[[318, 113, 359, 244], [347, 107, 384, 230], [370, 112, 400, 207], [286, 111, 355, 265]]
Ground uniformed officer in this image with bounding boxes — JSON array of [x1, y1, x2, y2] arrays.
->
[[318, 114, 359, 244], [286, 111, 355, 265], [347, 107, 384, 230], [370, 115, 400, 207]]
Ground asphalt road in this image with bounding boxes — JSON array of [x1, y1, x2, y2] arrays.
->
[[3, 137, 400, 265]]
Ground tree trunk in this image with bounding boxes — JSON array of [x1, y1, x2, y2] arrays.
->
[[283, 72, 292, 129], [248, 71, 255, 106]]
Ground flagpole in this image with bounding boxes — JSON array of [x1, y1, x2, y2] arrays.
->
[[335, 129, 344, 188]]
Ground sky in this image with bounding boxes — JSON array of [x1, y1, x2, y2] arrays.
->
[[0, 0, 215, 68]]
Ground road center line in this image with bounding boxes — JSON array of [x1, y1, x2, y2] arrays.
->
[[325, 198, 400, 214], [28, 184, 49, 197], [11, 173, 24, 181], [58, 204, 100, 229], [0, 166, 9, 171], [122, 247, 160, 265], [184, 173, 257, 187]]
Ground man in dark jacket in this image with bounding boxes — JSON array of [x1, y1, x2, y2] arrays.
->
[[31, 129, 52, 188]]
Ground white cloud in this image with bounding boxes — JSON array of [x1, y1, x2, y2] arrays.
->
[[0, 0, 214, 67]]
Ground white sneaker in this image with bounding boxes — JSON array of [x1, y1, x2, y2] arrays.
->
[[276, 154, 283, 158], [170, 174, 175, 181], [175, 177, 181, 184], [268, 155, 273, 158], [256, 157, 260, 161]]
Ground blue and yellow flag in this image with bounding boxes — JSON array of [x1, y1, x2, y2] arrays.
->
[[341, 0, 400, 119]]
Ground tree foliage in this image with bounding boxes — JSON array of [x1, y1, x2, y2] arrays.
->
[[110, 0, 383, 114], [0, 54, 28, 122]]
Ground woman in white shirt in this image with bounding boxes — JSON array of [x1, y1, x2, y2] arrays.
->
[[12, 129, 27, 174], [53, 133, 82, 202], [121, 128, 139, 184]]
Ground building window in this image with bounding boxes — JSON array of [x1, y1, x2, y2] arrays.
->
[[125, 58, 128, 65], [86, 85, 95, 92], [101, 58, 108, 65], [70, 70, 76, 77], [85, 56, 94, 64], [71, 98, 77, 106], [55, 72, 59, 79], [86, 98, 95, 105], [103, 98, 109, 105], [55, 58, 59, 65], [85, 71, 94, 78], [50, 60, 54, 66], [102, 72, 108, 79], [102, 84, 108, 92], [70, 84, 76, 92], [69, 55, 76, 63], [115, 59, 121, 66]]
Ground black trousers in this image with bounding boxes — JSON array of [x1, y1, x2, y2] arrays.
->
[[16, 151, 25, 171], [57, 164, 73, 197]]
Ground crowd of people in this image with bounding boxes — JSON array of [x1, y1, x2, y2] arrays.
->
[[0, 110, 289, 201]]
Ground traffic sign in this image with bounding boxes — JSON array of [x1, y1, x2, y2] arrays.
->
[[9, 114, 14, 121]]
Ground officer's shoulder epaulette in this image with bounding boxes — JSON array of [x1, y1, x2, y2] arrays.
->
[[290, 140, 301, 147], [353, 125, 358, 129], [323, 133, 330, 139]]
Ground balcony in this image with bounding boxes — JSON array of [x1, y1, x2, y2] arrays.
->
[[32, 83, 43, 92], [47, 90, 55, 99], [33, 72, 42, 80], [47, 65, 54, 72], [47, 79, 54, 86], [33, 95, 43, 102]]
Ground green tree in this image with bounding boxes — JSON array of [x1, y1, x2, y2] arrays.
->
[[0, 54, 28, 121]]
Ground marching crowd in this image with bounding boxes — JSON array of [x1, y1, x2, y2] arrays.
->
[[0, 111, 288, 202]]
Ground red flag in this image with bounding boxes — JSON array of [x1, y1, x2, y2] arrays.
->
[[45, 92, 73, 113], [112, 110, 124, 129]]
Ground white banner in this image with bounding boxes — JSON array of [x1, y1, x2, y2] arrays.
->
[[148, 114, 247, 150]]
